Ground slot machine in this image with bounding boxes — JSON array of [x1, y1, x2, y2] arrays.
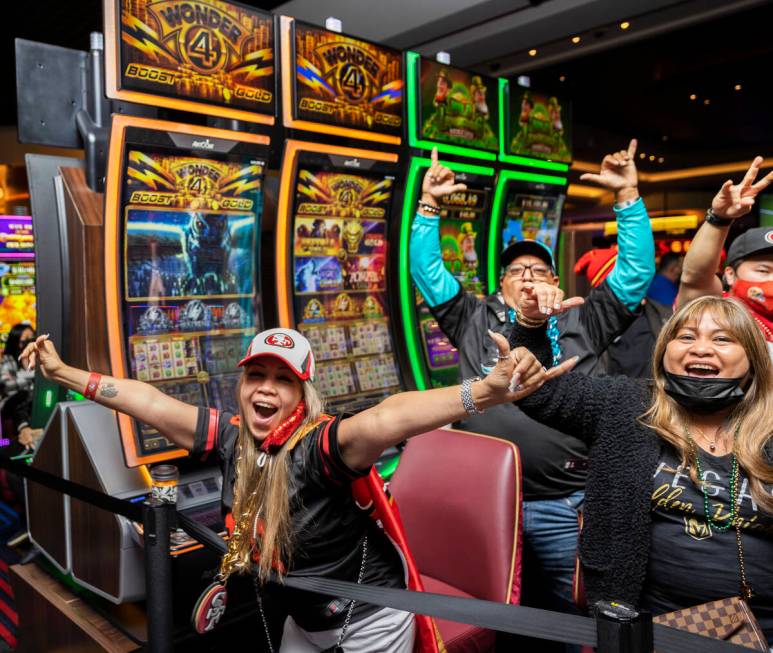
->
[[397, 52, 498, 390], [275, 18, 409, 423], [26, 0, 277, 624], [490, 80, 570, 289]]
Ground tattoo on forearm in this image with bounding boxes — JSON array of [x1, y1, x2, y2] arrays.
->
[[100, 383, 118, 399]]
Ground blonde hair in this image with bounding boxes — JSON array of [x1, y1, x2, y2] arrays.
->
[[640, 296, 773, 512], [219, 377, 325, 583]]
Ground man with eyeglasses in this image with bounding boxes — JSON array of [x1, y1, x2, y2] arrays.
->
[[410, 144, 654, 637]]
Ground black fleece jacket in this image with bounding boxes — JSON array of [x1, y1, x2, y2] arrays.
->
[[509, 319, 662, 607]]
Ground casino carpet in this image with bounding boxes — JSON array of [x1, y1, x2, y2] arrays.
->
[[0, 497, 20, 651]]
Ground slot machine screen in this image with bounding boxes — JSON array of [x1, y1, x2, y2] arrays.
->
[[0, 216, 36, 345], [292, 21, 403, 135], [116, 129, 265, 457], [501, 188, 565, 254], [416, 177, 493, 388], [507, 86, 572, 163], [106, 0, 276, 119], [290, 160, 403, 412], [417, 58, 499, 152]]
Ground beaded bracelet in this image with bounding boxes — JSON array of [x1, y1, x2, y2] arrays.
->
[[417, 201, 440, 215]]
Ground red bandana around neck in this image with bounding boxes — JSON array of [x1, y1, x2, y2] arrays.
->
[[258, 401, 307, 454]]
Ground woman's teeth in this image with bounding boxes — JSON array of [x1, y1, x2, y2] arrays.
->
[[253, 402, 278, 418], [686, 364, 719, 376]]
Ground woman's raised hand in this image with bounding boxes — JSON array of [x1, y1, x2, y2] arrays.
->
[[19, 335, 64, 380], [711, 156, 773, 219], [421, 147, 468, 203], [484, 331, 578, 402]]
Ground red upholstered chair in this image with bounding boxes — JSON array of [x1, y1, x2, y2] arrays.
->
[[389, 428, 523, 653]]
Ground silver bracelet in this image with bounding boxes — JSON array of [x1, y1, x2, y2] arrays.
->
[[460, 377, 483, 416]]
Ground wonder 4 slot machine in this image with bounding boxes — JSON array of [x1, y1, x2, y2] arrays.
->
[[104, 114, 269, 467], [488, 79, 570, 289], [398, 53, 498, 390], [275, 17, 408, 416]]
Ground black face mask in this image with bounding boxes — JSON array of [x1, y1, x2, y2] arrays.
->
[[663, 372, 746, 415]]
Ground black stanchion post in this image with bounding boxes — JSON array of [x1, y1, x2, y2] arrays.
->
[[143, 500, 175, 653], [594, 600, 653, 653], [144, 464, 180, 653]]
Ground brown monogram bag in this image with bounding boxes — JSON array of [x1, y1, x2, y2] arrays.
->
[[653, 596, 767, 651]]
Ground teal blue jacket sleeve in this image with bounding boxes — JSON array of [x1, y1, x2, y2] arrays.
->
[[409, 212, 461, 308], [606, 197, 656, 311]]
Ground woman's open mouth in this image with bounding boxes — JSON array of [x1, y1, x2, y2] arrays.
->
[[685, 363, 720, 377], [252, 401, 279, 426]]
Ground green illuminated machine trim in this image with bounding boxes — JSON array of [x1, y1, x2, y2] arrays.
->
[[406, 51, 496, 162], [399, 156, 495, 390], [497, 78, 570, 173], [487, 169, 567, 294]]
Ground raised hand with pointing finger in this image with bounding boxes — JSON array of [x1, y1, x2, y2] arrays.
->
[[419, 146, 468, 214], [580, 138, 640, 204]]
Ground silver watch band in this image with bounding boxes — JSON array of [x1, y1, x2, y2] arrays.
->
[[461, 377, 483, 416]]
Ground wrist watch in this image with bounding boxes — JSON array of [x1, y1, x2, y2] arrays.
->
[[705, 208, 733, 227]]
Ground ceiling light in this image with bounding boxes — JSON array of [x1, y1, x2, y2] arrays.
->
[[649, 155, 655, 161], [704, 99, 710, 105], [658, 157, 664, 163], [689, 94, 697, 101], [559, 75, 566, 82], [734, 84, 742, 91], [620, 21, 630, 30], [528, 49, 537, 57], [639, 153, 646, 159], [662, 135, 669, 142], [571, 36, 581, 44]]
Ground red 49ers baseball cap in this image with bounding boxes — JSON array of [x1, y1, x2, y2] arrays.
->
[[238, 328, 316, 381]]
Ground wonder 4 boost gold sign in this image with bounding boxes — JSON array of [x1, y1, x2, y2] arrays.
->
[[294, 24, 403, 134], [118, 0, 274, 112]]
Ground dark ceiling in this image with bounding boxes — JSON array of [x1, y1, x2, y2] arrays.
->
[[3, 0, 773, 181], [523, 1, 773, 175]]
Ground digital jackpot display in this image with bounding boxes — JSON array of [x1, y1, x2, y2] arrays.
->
[[0, 216, 35, 260], [416, 180, 492, 388], [418, 59, 498, 152], [108, 0, 275, 117], [293, 22, 403, 135], [508, 87, 571, 163], [291, 165, 403, 412], [118, 142, 264, 456], [502, 190, 565, 253]]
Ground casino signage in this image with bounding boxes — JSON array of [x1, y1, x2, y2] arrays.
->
[[294, 23, 403, 134], [112, 0, 275, 114]]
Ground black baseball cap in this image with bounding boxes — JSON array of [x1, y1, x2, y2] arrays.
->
[[501, 239, 556, 271], [726, 227, 773, 267]]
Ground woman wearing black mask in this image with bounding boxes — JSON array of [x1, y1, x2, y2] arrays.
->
[[509, 294, 773, 645], [1, 323, 40, 448]]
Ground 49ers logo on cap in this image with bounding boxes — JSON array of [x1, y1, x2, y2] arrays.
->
[[765, 230, 773, 245], [265, 333, 295, 349]]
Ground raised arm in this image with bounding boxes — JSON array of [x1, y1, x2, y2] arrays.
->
[[409, 146, 468, 308], [580, 139, 655, 311], [338, 332, 576, 469], [21, 336, 198, 451], [678, 157, 773, 308]]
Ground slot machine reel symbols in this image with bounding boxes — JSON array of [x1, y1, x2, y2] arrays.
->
[[342, 219, 364, 255]]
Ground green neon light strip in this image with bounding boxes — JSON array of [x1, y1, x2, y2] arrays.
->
[[399, 156, 495, 390], [406, 51, 496, 162], [497, 77, 570, 172], [487, 169, 568, 294]]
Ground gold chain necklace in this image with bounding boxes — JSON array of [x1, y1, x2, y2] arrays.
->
[[690, 422, 725, 453]]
